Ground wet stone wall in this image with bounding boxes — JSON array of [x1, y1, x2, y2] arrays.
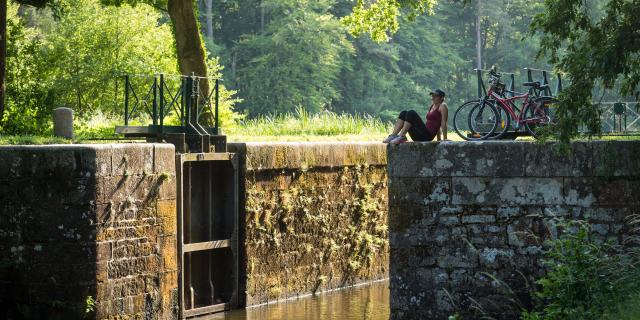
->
[[0, 144, 178, 320], [229, 142, 389, 306], [387, 141, 640, 320]]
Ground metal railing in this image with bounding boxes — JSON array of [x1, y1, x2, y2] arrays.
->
[[474, 68, 564, 98], [593, 102, 640, 134], [120, 73, 221, 137]]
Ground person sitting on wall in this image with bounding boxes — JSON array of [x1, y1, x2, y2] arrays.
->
[[383, 89, 449, 144]]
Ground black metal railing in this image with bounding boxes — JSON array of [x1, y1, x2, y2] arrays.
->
[[474, 67, 564, 98], [120, 73, 221, 137]]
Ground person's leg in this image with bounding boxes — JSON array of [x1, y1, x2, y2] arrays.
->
[[403, 110, 431, 141], [385, 111, 408, 143]]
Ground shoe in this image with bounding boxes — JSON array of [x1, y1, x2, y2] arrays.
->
[[390, 135, 407, 144], [383, 134, 398, 143]]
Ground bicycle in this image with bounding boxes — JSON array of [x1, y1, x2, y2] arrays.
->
[[454, 70, 558, 140]]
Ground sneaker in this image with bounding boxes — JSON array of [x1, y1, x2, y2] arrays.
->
[[390, 135, 407, 144], [383, 134, 398, 143]]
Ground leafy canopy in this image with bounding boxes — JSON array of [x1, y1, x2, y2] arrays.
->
[[341, 0, 438, 42], [531, 0, 640, 143]]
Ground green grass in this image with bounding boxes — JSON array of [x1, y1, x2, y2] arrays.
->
[[226, 108, 390, 141], [603, 291, 640, 320], [0, 135, 72, 145]]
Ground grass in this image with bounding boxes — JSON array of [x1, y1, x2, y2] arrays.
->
[[0, 135, 72, 145], [226, 108, 390, 141], [603, 292, 640, 320]]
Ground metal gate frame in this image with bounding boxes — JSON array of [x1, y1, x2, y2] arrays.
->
[[176, 152, 239, 319]]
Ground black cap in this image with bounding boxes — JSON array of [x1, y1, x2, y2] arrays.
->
[[430, 89, 446, 97]]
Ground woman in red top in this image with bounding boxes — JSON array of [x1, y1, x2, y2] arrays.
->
[[383, 89, 449, 144]]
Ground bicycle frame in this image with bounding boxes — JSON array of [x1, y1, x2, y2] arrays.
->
[[486, 87, 546, 129]]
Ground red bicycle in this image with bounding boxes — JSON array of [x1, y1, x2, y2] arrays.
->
[[455, 70, 558, 140]]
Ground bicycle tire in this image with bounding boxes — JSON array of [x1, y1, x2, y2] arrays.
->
[[467, 100, 500, 140], [525, 96, 558, 138], [487, 102, 512, 140], [453, 100, 482, 141]]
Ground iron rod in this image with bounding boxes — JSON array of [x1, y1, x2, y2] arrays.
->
[[215, 79, 220, 135], [124, 75, 130, 126], [152, 76, 158, 126], [159, 74, 164, 132]]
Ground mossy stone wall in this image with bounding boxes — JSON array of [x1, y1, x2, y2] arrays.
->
[[0, 144, 178, 320], [229, 142, 389, 306]]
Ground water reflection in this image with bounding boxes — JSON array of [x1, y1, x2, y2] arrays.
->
[[212, 280, 390, 320]]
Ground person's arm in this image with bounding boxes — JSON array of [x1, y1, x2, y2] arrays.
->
[[440, 104, 449, 140]]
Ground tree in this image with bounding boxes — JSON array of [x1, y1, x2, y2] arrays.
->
[[531, 0, 640, 143], [341, 0, 438, 42], [233, 0, 353, 116]]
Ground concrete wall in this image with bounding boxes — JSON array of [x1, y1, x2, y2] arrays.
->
[[230, 142, 389, 306], [0, 144, 178, 319], [387, 141, 640, 320]]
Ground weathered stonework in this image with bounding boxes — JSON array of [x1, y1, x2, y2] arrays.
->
[[388, 141, 640, 320], [229, 142, 389, 306], [0, 144, 178, 320]]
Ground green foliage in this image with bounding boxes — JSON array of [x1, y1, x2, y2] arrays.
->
[[531, 0, 640, 143], [208, 0, 549, 121], [341, 0, 438, 42], [1, 0, 177, 135], [2, 3, 55, 135], [234, 0, 353, 116], [524, 219, 640, 320]]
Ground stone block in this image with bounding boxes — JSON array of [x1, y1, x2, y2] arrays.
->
[[462, 214, 496, 224], [563, 178, 597, 207], [111, 144, 154, 176], [388, 177, 450, 207], [593, 140, 640, 177], [388, 141, 526, 178], [524, 141, 592, 177], [594, 177, 640, 206], [153, 144, 175, 174], [452, 177, 563, 206]]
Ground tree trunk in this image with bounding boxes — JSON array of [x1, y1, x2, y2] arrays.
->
[[0, 0, 7, 123], [167, 0, 212, 125]]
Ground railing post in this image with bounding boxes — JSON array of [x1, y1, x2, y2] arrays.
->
[[159, 74, 164, 133], [215, 79, 219, 135], [476, 69, 484, 98], [542, 71, 552, 96], [185, 76, 193, 129], [556, 73, 563, 94], [124, 75, 130, 126], [152, 76, 158, 126], [509, 73, 515, 95]]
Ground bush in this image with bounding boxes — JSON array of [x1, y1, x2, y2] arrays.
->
[[523, 218, 640, 320]]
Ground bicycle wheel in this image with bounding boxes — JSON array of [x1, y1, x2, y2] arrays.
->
[[525, 96, 558, 138], [488, 103, 512, 140], [453, 100, 482, 141], [467, 100, 500, 140]]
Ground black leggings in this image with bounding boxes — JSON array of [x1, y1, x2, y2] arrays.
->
[[399, 110, 436, 142]]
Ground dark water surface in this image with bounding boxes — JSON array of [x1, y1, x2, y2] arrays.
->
[[211, 280, 390, 320]]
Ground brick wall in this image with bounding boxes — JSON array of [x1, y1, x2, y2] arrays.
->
[[387, 141, 640, 320], [0, 144, 178, 320]]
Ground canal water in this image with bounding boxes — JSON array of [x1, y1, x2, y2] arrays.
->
[[211, 280, 390, 320]]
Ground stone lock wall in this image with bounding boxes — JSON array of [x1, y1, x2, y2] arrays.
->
[[388, 141, 640, 320], [0, 144, 178, 320], [1, 141, 391, 318], [230, 142, 389, 306]]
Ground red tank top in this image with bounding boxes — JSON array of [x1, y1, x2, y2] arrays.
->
[[425, 106, 442, 136]]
